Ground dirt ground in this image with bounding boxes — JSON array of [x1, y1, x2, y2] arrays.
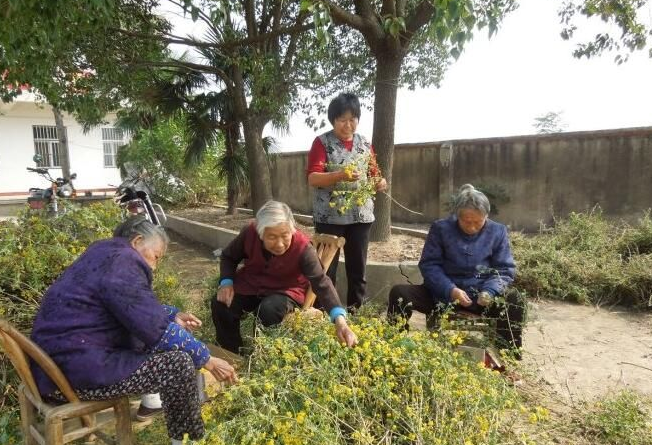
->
[[171, 206, 425, 262], [166, 230, 652, 406], [522, 299, 652, 403]]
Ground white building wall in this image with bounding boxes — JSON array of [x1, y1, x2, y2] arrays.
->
[[0, 100, 122, 199]]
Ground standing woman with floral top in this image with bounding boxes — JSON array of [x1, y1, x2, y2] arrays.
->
[[306, 93, 387, 308]]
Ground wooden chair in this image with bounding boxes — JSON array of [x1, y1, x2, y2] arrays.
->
[[0, 318, 133, 445], [301, 233, 346, 310]]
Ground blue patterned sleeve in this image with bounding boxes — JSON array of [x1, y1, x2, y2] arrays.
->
[[155, 322, 210, 368], [162, 305, 180, 322]]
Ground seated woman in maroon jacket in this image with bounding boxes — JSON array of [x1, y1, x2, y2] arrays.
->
[[30, 217, 237, 445], [211, 200, 358, 353]]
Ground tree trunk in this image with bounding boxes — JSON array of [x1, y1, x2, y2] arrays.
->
[[241, 118, 272, 211], [369, 52, 403, 242], [52, 107, 71, 179], [224, 124, 239, 215], [231, 68, 273, 212]]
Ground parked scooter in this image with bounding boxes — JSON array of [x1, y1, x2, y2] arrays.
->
[[26, 166, 77, 215], [113, 168, 166, 226]]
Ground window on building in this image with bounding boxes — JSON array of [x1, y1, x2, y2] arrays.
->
[[32, 125, 63, 167], [102, 127, 124, 168]]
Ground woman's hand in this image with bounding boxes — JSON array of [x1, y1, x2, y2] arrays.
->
[[339, 168, 360, 182], [374, 177, 388, 192], [451, 288, 472, 307], [216, 285, 235, 307], [204, 356, 238, 384], [334, 316, 358, 347], [174, 312, 202, 331]]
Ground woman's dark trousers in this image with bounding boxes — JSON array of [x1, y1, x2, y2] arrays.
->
[[387, 284, 525, 358], [314, 222, 371, 309], [211, 293, 298, 353]]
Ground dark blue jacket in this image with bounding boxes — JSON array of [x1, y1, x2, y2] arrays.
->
[[30, 237, 208, 396], [419, 216, 516, 303]]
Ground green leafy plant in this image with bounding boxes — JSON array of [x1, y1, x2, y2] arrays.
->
[[581, 391, 652, 445], [0, 406, 21, 445], [512, 209, 652, 307], [117, 116, 225, 206]]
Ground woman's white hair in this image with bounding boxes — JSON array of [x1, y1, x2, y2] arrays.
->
[[255, 200, 297, 238], [451, 184, 491, 216]]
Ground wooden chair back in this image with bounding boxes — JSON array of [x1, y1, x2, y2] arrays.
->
[[302, 233, 346, 310], [0, 318, 82, 405]]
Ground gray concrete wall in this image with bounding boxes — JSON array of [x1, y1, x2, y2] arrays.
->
[[270, 127, 652, 231], [270, 153, 313, 215]]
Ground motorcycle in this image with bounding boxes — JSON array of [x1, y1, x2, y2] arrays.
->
[[113, 168, 166, 226], [26, 167, 77, 215]]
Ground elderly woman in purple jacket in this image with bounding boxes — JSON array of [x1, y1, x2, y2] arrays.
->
[[387, 184, 525, 358], [30, 217, 237, 445]]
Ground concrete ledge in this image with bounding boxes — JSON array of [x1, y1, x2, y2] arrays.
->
[[210, 204, 428, 239], [163, 214, 240, 249], [0, 200, 27, 217], [363, 260, 421, 304], [163, 214, 422, 305]]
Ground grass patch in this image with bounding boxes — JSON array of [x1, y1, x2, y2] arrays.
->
[[512, 209, 652, 307], [580, 391, 652, 445]]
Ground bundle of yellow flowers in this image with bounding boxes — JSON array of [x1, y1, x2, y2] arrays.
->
[[198, 315, 522, 445], [327, 154, 382, 215]]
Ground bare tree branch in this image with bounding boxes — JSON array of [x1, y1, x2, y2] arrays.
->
[[381, 0, 396, 18], [167, 0, 221, 37], [112, 22, 313, 52], [258, 0, 271, 35], [404, 0, 434, 36], [112, 28, 218, 49], [396, 0, 406, 18], [353, 0, 375, 20], [282, 11, 310, 73], [244, 0, 258, 40], [271, 0, 284, 33], [224, 22, 314, 49], [321, 0, 367, 30]]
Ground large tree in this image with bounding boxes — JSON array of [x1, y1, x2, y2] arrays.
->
[[0, 0, 337, 211], [0, 1, 166, 180], [0, 1, 167, 121], [303, 0, 517, 241]]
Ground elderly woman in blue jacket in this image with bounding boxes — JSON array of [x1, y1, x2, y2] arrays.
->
[[387, 184, 525, 358], [30, 217, 237, 445]]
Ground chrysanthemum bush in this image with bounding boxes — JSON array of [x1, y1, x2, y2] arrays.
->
[[198, 315, 523, 445]]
